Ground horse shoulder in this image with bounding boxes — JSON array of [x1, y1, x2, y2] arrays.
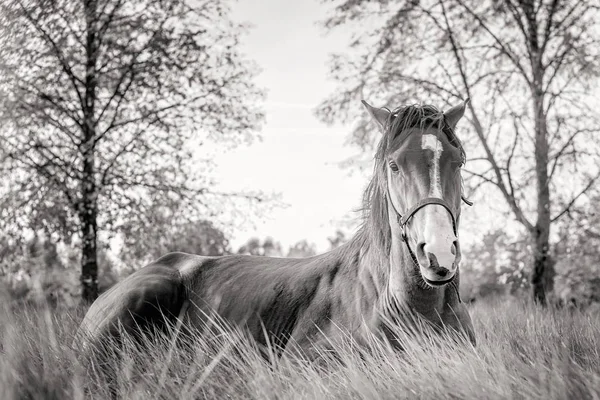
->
[[284, 255, 362, 353]]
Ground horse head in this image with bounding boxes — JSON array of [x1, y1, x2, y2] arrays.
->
[[363, 99, 470, 287]]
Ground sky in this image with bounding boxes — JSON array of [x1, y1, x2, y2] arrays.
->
[[214, 0, 366, 252], [213, 0, 513, 254]]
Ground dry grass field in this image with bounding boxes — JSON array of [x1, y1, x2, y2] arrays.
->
[[1, 297, 599, 400]]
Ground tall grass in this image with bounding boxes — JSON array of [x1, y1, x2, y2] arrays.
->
[[1, 298, 599, 399]]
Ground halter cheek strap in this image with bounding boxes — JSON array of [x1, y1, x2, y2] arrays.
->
[[461, 195, 473, 206]]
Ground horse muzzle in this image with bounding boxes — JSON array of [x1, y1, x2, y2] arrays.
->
[[416, 240, 460, 286]]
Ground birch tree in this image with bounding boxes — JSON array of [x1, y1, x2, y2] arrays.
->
[[0, 0, 264, 302], [317, 0, 600, 304]]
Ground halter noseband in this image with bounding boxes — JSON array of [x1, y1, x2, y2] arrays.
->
[[389, 196, 458, 242], [387, 189, 473, 257]]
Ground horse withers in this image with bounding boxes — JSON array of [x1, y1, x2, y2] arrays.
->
[[75, 99, 476, 360]]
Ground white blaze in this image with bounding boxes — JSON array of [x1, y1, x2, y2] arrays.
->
[[421, 134, 443, 197], [420, 134, 456, 271]]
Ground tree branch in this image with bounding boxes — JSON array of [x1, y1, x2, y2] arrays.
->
[[6, 150, 77, 207], [438, 0, 533, 231], [540, 0, 560, 55], [95, 8, 172, 125], [453, 0, 532, 86], [15, 0, 85, 107], [463, 168, 498, 186], [548, 128, 593, 180], [551, 171, 600, 223], [504, 0, 533, 60], [505, 119, 521, 198]]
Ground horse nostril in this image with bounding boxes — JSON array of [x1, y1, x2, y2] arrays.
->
[[451, 241, 458, 255], [435, 268, 449, 278], [428, 252, 439, 268], [417, 242, 426, 258]]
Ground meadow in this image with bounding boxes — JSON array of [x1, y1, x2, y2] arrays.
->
[[1, 297, 599, 400]]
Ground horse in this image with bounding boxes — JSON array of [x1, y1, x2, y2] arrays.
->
[[75, 99, 476, 360]]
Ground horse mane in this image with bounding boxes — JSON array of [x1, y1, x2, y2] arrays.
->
[[344, 103, 467, 258]]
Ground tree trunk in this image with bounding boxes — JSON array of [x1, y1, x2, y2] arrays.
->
[[523, 2, 551, 306], [80, 0, 99, 303], [531, 77, 551, 306], [531, 224, 549, 305], [80, 186, 98, 303]]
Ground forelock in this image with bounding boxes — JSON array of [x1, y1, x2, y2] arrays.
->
[[376, 104, 466, 163]]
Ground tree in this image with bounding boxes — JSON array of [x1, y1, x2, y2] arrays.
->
[[0, 232, 115, 308], [118, 201, 232, 270], [286, 239, 317, 258], [237, 237, 284, 257], [327, 229, 348, 250], [0, 0, 264, 302], [553, 192, 600, 307], [318, 0, 600, 304], [460, 229, 538, 301]]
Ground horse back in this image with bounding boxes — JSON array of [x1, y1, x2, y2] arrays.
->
[[180, 253, 344, 354], [76, 251, 349, 357]]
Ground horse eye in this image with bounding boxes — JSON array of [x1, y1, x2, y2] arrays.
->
[[389, 161, 399, 173]]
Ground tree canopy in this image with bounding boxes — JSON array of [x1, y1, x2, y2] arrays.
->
[[0, 0, 265, 301]]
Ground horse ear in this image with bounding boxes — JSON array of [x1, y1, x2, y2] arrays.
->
[[444, 98, 470, 129], [362, 100, 390, 133]]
